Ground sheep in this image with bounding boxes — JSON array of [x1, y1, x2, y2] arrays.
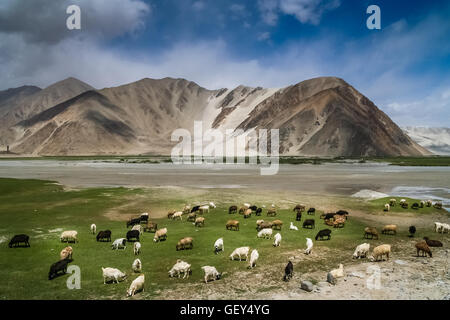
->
[[127, 274, 145, 297], [140, 213, 149, 224], [369, 244, 391, 262], [60, 231, 78, 243], [415, 241, 432, 257], [96, 230, 112, 242], [111, 238, 127, 250], [329, 264, 345, 278], [90, 224, 97, 235], [256, 220, 265, 229], [48, 258, 72, 280], [420, 200, 425, 208], [389, 199, 397, 206], [198, 205, 209, 214], [257, 228, 273, 239], [229, 246, 250, 261], [191, 205, 200, 213], [60, 246, 73, 260], [303, 219, 315, 229], [426, 200, 432, 207], [153, 228, 168, 242], [209, 202, 216, 209], [384, 204, 390, 212], [201, 266, 221, 283], [401, 202, 409, 209], [195, 217, 205, 227], [315, 229, 331, 241], [127, 218, 141, 228], [307, 208, 316, 215], [126, 230, 140, 242], [131, 224, 143, 235], [8, 234, 30, 248], [243, 208, 252, 219], [364, 227, 379, 240], [226, 220, 239, 231], [167, 209, 176, 219], [352, 243, 370, 259], [243, 203, 251, 209], [255, 208, 263, 216], [289, 222, 298, 231], [273, 233, 282, 247], [411, 203, 419, 209], [168, 260, 191, 279], [400, 199, 406, 205], [133, 242, 141, 255], [271, 219, 283, 230], [333, 216, 346, 228], [102, 267, 126, 284], [323, 213, 336, 220], [239, 207, 247, 214], [296, 211, 302, 221], [423, 237, 443, 247], [434, 222, 444, 233], [249, 205, 258, 211], [229, 205, 238, 214], [408, 225, 416, 237], [434, 202, 443, 209], [143, 222, 158, 233], [171, 211, 183, 220], [214, 238, 224, 254], [305, 238, 313, 255], [335, 210, 349, 220], [267, 208, 277, 217], [293, 204, 305, 213], [283, 261, 293, 281], [249, 249, 259, 268], [382, 224, 397, 235], [436, 222, 449, 233], [257, 221, 273, 231], [132, 259, 142, 273], [182, 205, 191, 215], [176, 237, 193, 251], [187, 212, 197, 222]]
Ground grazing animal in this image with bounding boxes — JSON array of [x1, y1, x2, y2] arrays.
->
[[352, 243, 370, 259], [239, 207, 247, 214], [249, 205, 258, 211], [335, 210, 349, 219], [315, 229, 331, 241], [434, 202, 443, 209], [271, 219, 283, 230], [195, 217, 205, 227], [389, 199, 397, 206], [140, 213, 149, 223], [209, 202, 217, 209], [187, 213, 197, 222], [143, 222, 158, 233], [111, 238, 127, 250], [293, 204, 305, 213], [415, 241, 432, 257], [408, 225, 416, 237], [364, 227, 379, 240], [214, 238, 224, 254], [168, 260, 191, 279], [243, 209, 252, 219], [131, 224, 143, 235], [307, 208, 316, 215], [48, 258, 72, 280], [132, 259, 142, 273], [8, 234, 30, 248], [411, 203, 419, 209], [382, 224, 397, 235], [198, 205, 210, 214], [167, 210, 176, 219], [423, 237, 443, 247], [229, 246, 250, 261], [333, 216, 345, 228], [226, 220, 240, 231], [289, 222, 298, 231], [60, 246, 73, 260], [255, 208, 263, 216], [171, 211, 183, 220], [60, 231, 78, 243], [434, 222, 444, 233], [126, 230, 140, 242], [90, 224, 97, 235], [420, 200, 425, 208], [257, 228, 273, 239], [249, 249, 259, 268], [127, 274, 145, 297], [96, 230, 112, 242], [401, 202, 409, 209], [283, 261, 293, 281], [273, 233, 282, 247], [296, 211, 302, 221], [267, 208, 277, 217], [369, 244, 391, 262], [102, 267, 126, 284], [229, 205, 238, 214], [257, 221, 273, 231], [384, 204, 390, 212], [153, 228, 168, 242], [400, 199, 406, 205], [176, 237, 193, 251], [182, 205, 191, 215], [127, 218, 141, 228], [426, 200, 432, 207], [133, 242, 141, 255], [305, 238, 313, 255], [303, 219, 315, 229], [243, 203, 251, 209], [324, 213, 336, 221], [191, 205, 200, 213], [201, 266, 221, 283]]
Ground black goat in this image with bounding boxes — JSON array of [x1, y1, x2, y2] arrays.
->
[[296, 211, 302, 221], [255, 208, 263, 216], [8, 234, 30, 248], [411, 203, 419, 209], [423, 237, 443, 247], [307, 208, 315, 215], [191, 205, 200, 213], [324, 213, 336, 220], [229, 205, 238, 214], [126, 218, 141, 228], [249, 205, 258, 211], [126, 230, 140, 242], [96, 230, 112, 242], [48, 258, 72, 280], [303, 219, 315, 229], [140, 215, 149, 223], [408, 226, 416, 237], [315, 229, 332, 241], [283, 261, 293, 281]]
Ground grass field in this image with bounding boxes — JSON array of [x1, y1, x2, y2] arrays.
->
[[0, 178, 448, 300]]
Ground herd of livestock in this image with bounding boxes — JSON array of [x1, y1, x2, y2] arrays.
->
[[7, 198, 448, 297]]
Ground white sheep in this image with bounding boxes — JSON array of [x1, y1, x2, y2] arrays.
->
[[201, 266, 221, 283], [132, 259, 142, 273], [289, 222, 298, 231], [273, 233, 282, 247], [304, 238, 313, 255], [209, 202, 217, 209], [434, 222, 444, 233], [214, 238, 224, 254], [329, 264, 344, 278], [442, 223, 450, 233], [400, 199, 406, 205], [171, 211, 183, 220], [133, 242, 141, 255], [90, 224, 96, 235], [352, 243, 370, 259], [127, 274, 145, 297], [369, 244, 391, 262], [168, 260, 191, 279], [249, 249, 259, 268], [257, 228, 273, 239], [384, 204, 390, 212], [243, 203, 251, 209], [230, 246, 250, 261], [102, 267, 126, 284], [111, 238, 127, 250], [131, 224, 142, 235], [60, 231, 78, 243], [199, 205, 210, 214]]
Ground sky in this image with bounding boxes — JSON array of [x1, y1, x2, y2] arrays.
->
[[0, 0, 449, 127]]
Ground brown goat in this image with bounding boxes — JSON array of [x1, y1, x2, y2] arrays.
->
[[226, 220, 239, 231], [271, 220, 283, 230], [176, 237, 193, 251], [364, 227, 379, 240], [415, 241, 432, 257]]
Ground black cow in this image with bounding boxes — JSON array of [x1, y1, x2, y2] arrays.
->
[[126, 230, 140, 242], [96, 230, 112, 242], [229, 205, 238, 214], [255, 208, 263, 216], [303, 219, 315, 229], [48, 258, 73, 280], [315, 229, 332, 241], [307, 208, 316, 215], [283, 261, 293, 281], [296, 212, 302, 221], [126, 218, 141, 228], [191, 205, 200, 213], [8, 234, 30, 248]]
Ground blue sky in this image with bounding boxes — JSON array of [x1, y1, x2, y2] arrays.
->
[[0, 0, 449, 126]]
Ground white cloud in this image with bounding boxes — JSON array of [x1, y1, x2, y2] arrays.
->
[[257, 32, 271, 41]]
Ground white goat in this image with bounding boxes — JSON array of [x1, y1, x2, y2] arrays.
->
[[289, 222, 298, 231], [171, 211, 183, 220], [168, 260, 191, 279], [127, 274, 145, 297], [133, 242, 141, 255], [273, 233, 282, 247], [230, 246, 250, 261], [111, 238, 127, 250], [102, 267, 126, 284], [131, 224, 142, 235], [201, 266, 221, 283], [90, 224, 96, 235], [249, 249, 259, 268], [214, 238, 224, 254], [132, 259, 142, 273], [304, 238, 313, 255], [352, 243, 370, 259], [257, 228, 273, 239]]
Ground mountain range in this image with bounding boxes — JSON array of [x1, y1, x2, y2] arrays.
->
[[0, 76, 432, 157]]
